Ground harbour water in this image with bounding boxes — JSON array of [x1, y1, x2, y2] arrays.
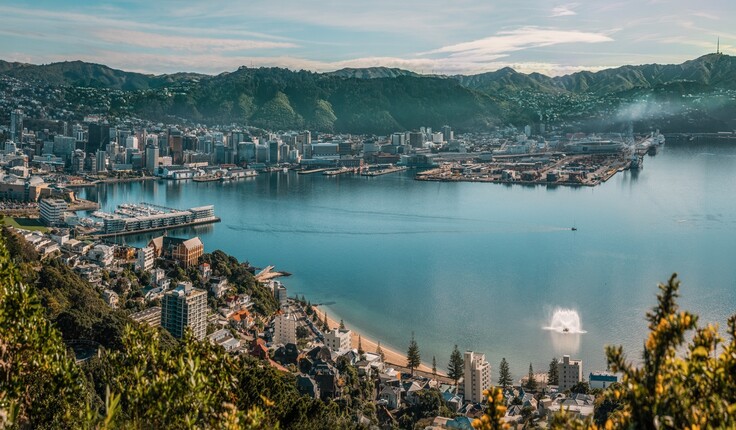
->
[[81, 142, 736, 379]]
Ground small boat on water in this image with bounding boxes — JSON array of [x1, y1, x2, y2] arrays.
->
[[571, 227, 577, 231], [562, 327, 570, 333]]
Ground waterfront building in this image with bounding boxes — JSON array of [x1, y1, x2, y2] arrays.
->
[[130, 306, 162, 328], [463, 351, 492, 403], [40, 198, 67, 226], [273, 313, 298, 345], [161, 283, 207, 340], [324, 328, 352, 352], [310, 143, 339, 160], [589, 371, 619, 389], [557, 355, 583, 391], [97, 203, 216, 235], [136, 245, 155, 272]]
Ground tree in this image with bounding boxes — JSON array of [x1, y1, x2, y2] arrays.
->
[[432, 356, 437, 378], [357, 334, 364, 356], [471, 387, 509, 430], [376, 341, 385, 361], [525, 363, 537, 391], [406, 332, 421, 376], [498, 357, 512, 390], [569, 381, 590, 394], [548, 357, 559, 386], [448, 345, 464, 388], [296, 325, 310, 340], [322, 312, 330, 332], [339, 319, 345, 330]]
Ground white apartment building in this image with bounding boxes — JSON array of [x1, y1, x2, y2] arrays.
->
[[464, 351, 492, 404], [324, 328, 352, 352], [273, 313, 298, 345], [136, 246, 155, 272], [557, 355, 583, 391], [161, 284, 207, 340], [39, 198, 67, 226]]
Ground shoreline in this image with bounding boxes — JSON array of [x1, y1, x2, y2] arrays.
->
[[313, 306, 445, 376]]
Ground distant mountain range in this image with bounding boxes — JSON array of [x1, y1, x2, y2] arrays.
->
[[2, 54, 735, 133]]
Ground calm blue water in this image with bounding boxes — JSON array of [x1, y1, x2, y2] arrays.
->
[[82, 143, 736, 379]]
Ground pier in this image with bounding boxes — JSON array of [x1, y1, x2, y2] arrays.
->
[[298, 168, 332, 175], [361, 166, 408, 176]]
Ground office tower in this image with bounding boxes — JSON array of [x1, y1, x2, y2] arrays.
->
[[10, 109, 23, 141], [161, 283, 207, 340]]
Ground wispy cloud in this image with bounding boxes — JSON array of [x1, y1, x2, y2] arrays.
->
[[96, 29, 297, 53], [551, 4, 578, 17], [422, 27, 614, 60]]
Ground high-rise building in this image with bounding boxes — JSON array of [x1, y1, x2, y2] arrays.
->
[[95, 150, 108, 173], [409, 132, 424, 148], [463, 351, 491, 404], [169, 128, 183, 164], [10, 109, 23, 142], [273, 313, 298, 345], [71, 150, 86, 174], [39, 199, 68, 226], [87, 123, 110, 155], [268, 140, 281, 164], [442, 125, 453, 142], [145, 143, 159, 173], [125, 135, 139, 150], [557, 355, 583, 391], [161, 283, 207, 340], [391, 132, 406, 146]]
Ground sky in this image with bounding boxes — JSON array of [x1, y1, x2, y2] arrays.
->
[[0, 0, 734, 76]]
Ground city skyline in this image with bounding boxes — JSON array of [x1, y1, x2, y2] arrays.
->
[[0, 0, 733, 76]]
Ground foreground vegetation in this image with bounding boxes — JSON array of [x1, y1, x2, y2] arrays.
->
[[474, 274, 736, 430], [1, 224, 735, 428]]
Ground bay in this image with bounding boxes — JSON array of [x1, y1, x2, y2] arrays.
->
[[81, 142, 736, 379]]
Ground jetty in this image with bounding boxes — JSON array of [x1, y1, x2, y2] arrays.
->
[[298, 168, 331, 175], [361, 166, 408, 177], [322, 167, 354, 176], [254, 265, 290, 282]]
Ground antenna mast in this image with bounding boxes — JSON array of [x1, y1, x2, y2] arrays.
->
[[717, 37, 720, 54]]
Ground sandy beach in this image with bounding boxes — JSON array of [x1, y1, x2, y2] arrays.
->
[[313, 306, 444, 376]]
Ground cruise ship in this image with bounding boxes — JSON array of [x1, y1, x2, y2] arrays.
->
[[92, 203, 219, 236]]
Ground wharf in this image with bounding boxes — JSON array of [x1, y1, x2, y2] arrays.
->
[[361, 166, 408, 176], [92, 217, 221, 239], [322, 168, 354, 176], [193, 175, 220, 183], [416, 154, 629, 187], [298, 168, 331, 175]]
